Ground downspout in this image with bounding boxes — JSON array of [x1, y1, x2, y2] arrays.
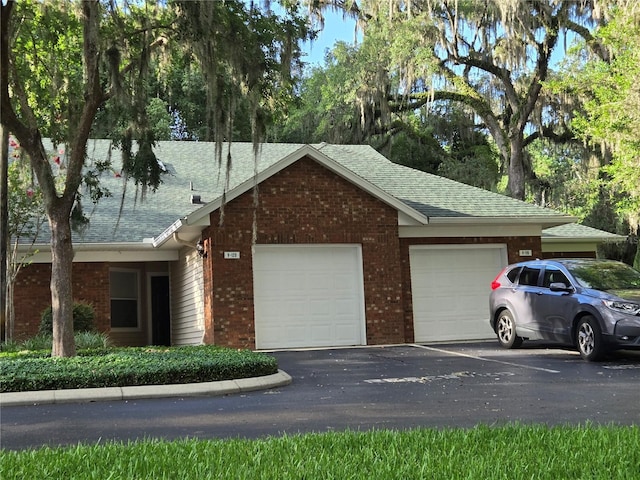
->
[[172, 233, 207, 258]]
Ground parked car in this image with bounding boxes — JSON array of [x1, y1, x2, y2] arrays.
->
[[489, 258, 640, 361]]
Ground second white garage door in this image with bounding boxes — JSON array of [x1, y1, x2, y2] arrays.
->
[[253, 245, 366, 349], [410, 245, 507, 343]]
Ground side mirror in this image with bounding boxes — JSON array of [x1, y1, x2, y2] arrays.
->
[[549, 282, 573, 293]]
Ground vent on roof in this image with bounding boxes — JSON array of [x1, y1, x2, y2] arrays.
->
[[190, 194, 202, 204]]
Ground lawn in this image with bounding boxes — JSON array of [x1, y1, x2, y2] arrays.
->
[[1, 424, 638, 479]]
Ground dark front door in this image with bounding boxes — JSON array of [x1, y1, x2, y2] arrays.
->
[[151, 275, 171, 346]]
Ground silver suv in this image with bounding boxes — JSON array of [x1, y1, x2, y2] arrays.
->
[[489, 259, 640, 361]]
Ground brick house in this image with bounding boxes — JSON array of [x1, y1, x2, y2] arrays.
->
[[11, 141, 625, 348]]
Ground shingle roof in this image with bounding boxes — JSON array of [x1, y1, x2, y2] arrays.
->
[[26, 140, 574, 245], [542, 223, 626, 242], [316, 144, 567, 219]]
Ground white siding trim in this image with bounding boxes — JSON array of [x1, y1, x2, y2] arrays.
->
[[170, 247, 205, 345]]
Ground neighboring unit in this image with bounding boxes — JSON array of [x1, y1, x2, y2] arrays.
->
[[10, 141, 626, 349]]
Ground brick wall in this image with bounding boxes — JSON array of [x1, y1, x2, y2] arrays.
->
[[11, 262, 110, 339], [202, 156, 405, 349]]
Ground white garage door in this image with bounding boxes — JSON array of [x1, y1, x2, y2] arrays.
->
[[410, 245, 507, 342], [253, 245, 366, 349]]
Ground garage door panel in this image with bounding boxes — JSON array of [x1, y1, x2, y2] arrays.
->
[[411, 246, 506, 343], [254, 245, 365, 349]]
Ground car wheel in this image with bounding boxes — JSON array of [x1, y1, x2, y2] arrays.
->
[[576, 316, 604, 361], [495, 310, 523, 349]]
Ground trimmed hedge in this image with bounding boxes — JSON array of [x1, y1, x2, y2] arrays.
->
[[0, 346, 278, 393]]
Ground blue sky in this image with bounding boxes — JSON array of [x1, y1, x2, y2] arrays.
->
[[301, 9, 359, 66], [294, 7, 573, 68]]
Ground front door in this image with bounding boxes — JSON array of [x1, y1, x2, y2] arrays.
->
[[151, 275, 171, 346]]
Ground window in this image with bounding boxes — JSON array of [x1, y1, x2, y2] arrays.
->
[[506, 267, 522, 283], [518, 266, 541, 286], [110, 270, 139, 329], [542, 267, 570, 288]]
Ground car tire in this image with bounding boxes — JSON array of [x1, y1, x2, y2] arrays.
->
[[495, 309, 523, 349], [576, 316, 604, 362]]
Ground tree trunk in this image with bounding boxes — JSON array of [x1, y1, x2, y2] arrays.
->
[[0, 126, 8, 342], [507, 137, 526, 201], [634, 227, 640, 271], [49, 209, 76, 357]]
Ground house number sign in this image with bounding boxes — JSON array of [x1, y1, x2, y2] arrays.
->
[[224, 251, 241, 259]]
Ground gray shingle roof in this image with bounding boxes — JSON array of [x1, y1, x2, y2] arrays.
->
[[317, 144, 566, 219], [542, 223, 626, 241], [27, 140, 574, 245]]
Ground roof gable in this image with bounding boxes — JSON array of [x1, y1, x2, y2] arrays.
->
[[181, 144, 427, 228]]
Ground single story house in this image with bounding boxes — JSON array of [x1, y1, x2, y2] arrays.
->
[[11, 141, 625, 349]]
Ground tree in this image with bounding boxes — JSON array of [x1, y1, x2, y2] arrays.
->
[[548, 4, 640, 266], [1, 0, 93, 356], [4, 139, 46, 341], [1, 0, 309, 356], [271, 39, 500, 189], [311, 0, 615, 200]]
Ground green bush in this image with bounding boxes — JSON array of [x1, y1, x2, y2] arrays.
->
[[0, 346, 278, 392], [39, 302, 96, 334]]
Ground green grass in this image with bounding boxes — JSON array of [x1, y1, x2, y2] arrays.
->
[[0, 343, 278, 392], [1, 425, 638, 479]]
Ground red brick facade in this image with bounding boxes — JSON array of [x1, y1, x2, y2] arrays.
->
[[202, 156, 405, 349], [11, 262, 111, 340]]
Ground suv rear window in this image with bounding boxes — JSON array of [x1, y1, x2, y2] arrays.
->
[[506, 267, 521, 283], [518, 266, 541, 286]]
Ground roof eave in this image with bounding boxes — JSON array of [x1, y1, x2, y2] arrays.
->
[[427, 215, 578, 228], [542, 235, 627, 244]]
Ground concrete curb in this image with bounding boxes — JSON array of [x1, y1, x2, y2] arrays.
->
[[0, 370, 292, 407]]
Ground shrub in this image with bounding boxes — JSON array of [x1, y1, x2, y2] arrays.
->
[[0, 346, 278, 392], [39, 302, 96, 334], [0, 331, 110, 354], [75, 331, 111, 350], [18, 334, 54, 352]]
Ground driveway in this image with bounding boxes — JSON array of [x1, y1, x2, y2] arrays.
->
[[2, 342, 639, 450]]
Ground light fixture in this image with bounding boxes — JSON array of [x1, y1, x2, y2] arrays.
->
[[196, 240, 207, 258]]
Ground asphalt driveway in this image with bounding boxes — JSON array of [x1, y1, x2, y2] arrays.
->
[[2, 342, 639, 450]]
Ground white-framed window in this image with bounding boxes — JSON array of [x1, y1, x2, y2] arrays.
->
[[110, 269, 140, 329]]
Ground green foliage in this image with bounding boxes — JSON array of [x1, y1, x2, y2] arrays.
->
[[0, 346, 278, 392], [73, 331, 111, 350], [10, 0, 84, 144], [300, 1, 613, 200], [548, 5, 640, 231], [38, 302, 96, 335], [0, 331, 110, 354], [7, 151, 45, 241], [269, 42, 364, 143], [383, 130, 445, 174], [1, 425, 638, 479]]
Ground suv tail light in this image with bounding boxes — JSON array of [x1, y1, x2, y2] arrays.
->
[[491, 269, 506, 290]]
